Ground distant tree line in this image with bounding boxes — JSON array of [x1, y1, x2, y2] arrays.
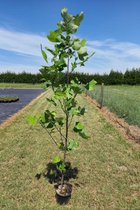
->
[[0, 68, 140, 85]]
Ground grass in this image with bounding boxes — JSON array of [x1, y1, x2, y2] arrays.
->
[[0, 91, 140, 209], [0, 83, 43, 89], [87, 85, 140, 127], [0, 95, 19, 102]]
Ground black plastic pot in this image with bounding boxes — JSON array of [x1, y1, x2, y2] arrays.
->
[[55, 183, 72, 204], [56, 183, 72, 197]]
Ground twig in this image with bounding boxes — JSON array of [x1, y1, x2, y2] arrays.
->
[[41, 123, 58, 146]]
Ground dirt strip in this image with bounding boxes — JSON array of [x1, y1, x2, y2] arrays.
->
[[0, 92, 46, 129], [84, 94, 140, 145]]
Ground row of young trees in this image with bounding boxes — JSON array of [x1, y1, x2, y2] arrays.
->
[[0, 68, 140, 85]]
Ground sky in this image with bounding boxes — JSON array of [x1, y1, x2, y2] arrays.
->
[[0, 0, 140, 75]]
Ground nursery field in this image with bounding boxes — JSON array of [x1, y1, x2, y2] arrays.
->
[[0, 90, 140, 210], [88, 85, 140, 127], [0, 83, 42, 89]]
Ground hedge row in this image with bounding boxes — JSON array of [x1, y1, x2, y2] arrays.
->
[[0, 68, 140, 85]]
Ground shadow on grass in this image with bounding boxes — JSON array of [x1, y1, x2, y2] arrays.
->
[[43, 161, 78, 184], [35, 161, 78, 205]]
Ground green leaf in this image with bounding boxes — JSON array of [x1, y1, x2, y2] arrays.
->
[[47, 30, 60, 42], [68, 22, 78, 34], [74, 12, 84, 26], [27, 115, 38, 125], [58, 162, 66, 172], [73, 41, 81, 50], [70, 79, 82, 94], [80, 39, 87, 47], [78, 47, 88, 56], [58, 142, 65, 150], [52, 156, 61, 164], [46, 122, 55, 128], [72, 39, 86, 51], [68, 139, 79, 151], [46, 98, 57, 106], [55, 90, 66, 98], [40, 44, 48, 63], [45, 47, 56, 56], [71, 62, 77, 71], [56, 117, 64, 126], [73, 122, 84, 132], [79, 130, 89, 139], [69, 107, 79, 116], [78, 48, 88, 60], [61, 8, 68, 18], [79, 107, 87, 115], [85, 79, 97, 91]]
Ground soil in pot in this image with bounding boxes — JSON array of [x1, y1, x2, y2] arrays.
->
[[55, 183, 72, 205]]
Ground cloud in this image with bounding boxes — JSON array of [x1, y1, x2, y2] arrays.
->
[[0, 27, 51, 57], [86, 39, 140, 73], [0, 27, 140, 74]]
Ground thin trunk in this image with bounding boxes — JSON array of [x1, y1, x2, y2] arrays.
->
[[60, 56, 70, 188]]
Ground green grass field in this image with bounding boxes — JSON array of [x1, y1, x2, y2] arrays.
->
[[88, 85, 140, 127], [0, 83, 43, 89], [0, 90, 140, 210]]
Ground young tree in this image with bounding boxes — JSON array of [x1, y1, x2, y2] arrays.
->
[[29, 8, 96, 196]]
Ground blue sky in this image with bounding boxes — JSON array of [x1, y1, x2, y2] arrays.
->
[[0, 0, 140, 74]]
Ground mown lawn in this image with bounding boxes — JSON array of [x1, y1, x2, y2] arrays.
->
[[88, 85, 140, 127], [0, 90, 140, 210]]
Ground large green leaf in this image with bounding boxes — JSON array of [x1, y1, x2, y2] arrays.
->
[[68, 22, 78, 34], [57, 162, 66, 172], [79, 130, 89, 139], [55, 90, 66, 98], [73, 121, 84, 132], [47, 30, 60, 42], [53, 156, 61, 164], [73, 41, 81, 50], [56, 117, 64, 126], [74, 12, 84, 26], [85, 79, 97, 91], [80, 39, 87, 47], [70, 79, 82, 94], [72, 39, 86, 51], [68, 139, 79, 151], [61, 8, 68, 19], [69, 107, 79, 116], [78, 48, 88, 60], [79, 107, 87, 115], [27, 115, 38, 125]]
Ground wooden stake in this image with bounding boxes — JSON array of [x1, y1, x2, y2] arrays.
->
[[100, 83, 104, 109]]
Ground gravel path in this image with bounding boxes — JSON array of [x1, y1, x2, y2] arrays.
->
[[0, 88, 44, 124]]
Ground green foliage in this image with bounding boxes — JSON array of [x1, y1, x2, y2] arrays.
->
[[0, 68, 140, 85], [52, 156, 61, 164], [68, 139, 79, 151], [28, 8, 95, 187], [27, 115, 38, 126], [85, 79, 97, 91]]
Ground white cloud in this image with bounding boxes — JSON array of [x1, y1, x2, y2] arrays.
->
[[0, 27, 51, 57], [87, 39, 140, 73], [0, 27, 140, 74]]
